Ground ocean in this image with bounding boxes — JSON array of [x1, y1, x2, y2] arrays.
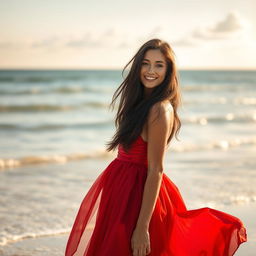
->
[[0, 69, 255, 250]]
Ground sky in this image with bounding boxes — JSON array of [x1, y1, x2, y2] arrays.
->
[[0, 0, 255, 69]]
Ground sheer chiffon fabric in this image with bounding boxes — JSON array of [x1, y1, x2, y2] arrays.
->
[[65, 135, 247, 256]]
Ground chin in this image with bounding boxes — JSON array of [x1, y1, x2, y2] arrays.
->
[[143, 82, 160, 89]]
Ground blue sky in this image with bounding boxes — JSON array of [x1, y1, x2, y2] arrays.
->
[[0, 0, 255, 69]]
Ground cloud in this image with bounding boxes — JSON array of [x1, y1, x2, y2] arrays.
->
[[0, 41, 28, 50], [31, 36, 60, 48], [2, 28, 123, 50], [147, 26, 163, 38], [0, 41, 14, 49], [172, 37, 198, 47], [193, 11, 247, 40], [133, 26, 166, 48], [65, 32, 101, 48], [101, 28, 116, 38], [173, 11, 249, 47], [211, 12, 243, 33], [65, 28, 121, 48]]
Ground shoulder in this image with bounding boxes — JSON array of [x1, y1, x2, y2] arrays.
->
[[148, 100, 173, 124]]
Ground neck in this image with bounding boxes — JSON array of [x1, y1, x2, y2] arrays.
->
[[143, 87, 153, 99]]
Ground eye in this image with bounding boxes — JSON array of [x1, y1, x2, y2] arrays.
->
[[141, 62, 148, 66], [156, 64, 163, 68]]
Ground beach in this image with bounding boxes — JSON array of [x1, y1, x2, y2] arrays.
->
[[0, 69, 255, 255], [0, 190, 255, 255]]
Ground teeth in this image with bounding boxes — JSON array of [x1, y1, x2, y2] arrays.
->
[[145, 76, 156, 80]]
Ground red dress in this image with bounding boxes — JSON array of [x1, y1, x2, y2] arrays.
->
[[65, 135, 247, 256]]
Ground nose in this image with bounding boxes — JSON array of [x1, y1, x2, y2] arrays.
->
[[147, 64, 155, 74]]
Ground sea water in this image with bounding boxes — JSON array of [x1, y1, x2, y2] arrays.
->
[[0, 69, 255, 248]]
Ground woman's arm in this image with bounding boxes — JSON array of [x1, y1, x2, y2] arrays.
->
[[131, 101, 174, 256], [136, 101, 174, 229]]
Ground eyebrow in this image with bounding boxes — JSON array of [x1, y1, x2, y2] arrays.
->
[[142, 58, 165, 63]]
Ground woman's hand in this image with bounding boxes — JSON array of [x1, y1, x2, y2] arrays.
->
[[131, 225, 151, 256]]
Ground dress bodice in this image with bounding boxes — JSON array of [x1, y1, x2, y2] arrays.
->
[[116, 135, 148, 166]]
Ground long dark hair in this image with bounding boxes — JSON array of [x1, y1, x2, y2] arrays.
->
[[105, 38, 182, 152]]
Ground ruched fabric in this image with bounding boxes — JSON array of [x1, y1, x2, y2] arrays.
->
[[65, 135, 247, 256]]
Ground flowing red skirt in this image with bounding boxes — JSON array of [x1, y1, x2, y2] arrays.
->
[[65, 135, 247, 256]]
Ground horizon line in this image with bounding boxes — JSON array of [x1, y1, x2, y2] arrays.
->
[[0, 67, 256, 71]]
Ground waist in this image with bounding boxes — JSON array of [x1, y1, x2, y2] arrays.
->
[[116, 154, 148, 167]]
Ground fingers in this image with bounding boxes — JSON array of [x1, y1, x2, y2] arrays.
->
[[132, 247, 144, 256], [140, 245, 147, 256], [132, 244, 150, 256], [131, 229, 151, 256], [146, 244, 151, 255]]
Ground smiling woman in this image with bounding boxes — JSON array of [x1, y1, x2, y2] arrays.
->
[[65, 38, 247, 256], [140, 50, 167, 92]]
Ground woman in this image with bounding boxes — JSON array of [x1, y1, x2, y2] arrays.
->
[[65, 38, 247, 256]]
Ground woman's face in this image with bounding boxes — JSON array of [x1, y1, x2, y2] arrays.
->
[[140, 49, 167, 89]]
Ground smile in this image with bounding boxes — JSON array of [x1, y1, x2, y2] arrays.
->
[[145, 76, 157, 81]]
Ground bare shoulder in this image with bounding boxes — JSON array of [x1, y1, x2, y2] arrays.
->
[[162, 100, 174, 113], [148, 101, 173, 122]]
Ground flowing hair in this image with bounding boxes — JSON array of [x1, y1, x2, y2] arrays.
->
[[105, 38, 182, 152]]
